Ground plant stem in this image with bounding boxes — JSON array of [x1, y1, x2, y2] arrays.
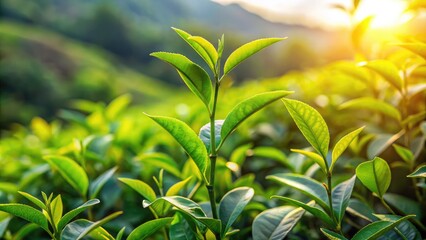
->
[[380, 197, 396, 215], [326, 172, 339, 231]]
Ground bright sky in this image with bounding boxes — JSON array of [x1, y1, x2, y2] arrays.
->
[[212, 0, 411, 30]]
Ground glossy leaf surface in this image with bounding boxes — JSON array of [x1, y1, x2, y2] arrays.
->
[[321, 228, 348, 240], [332, 176, 356, 223], [407, 165, 426, 178], [352, 215, 414, 240], [331, 127, 364, 171], [0, 204, 48, 231], [199, 120, 223, 153], [118, 178, 156, 202], [89, 167, 117, 199], [356, 157, 391, 198], [57, 199, 100, 231], [128, 217, 174, 240]]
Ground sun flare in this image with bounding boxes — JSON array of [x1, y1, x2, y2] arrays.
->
[[355, 0, 412, 29]]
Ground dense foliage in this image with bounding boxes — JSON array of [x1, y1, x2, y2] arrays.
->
[[1, 0, 426, 239]]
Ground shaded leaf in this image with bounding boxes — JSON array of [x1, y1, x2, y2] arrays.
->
[[332, 176, 356, 223], [44, 155, 89, 196], [128, 217, 174, 240], [375, 214, 422, 240], [219, 187, 254, 236], [367, 131, 404, 159], [352, 215, 414, 240], [383, 193, 424, 221], [331, 127, 364, 172], [407, 165, 426, 178], [252, 206, 306, 240], [0, 204, 49, 231], [199, 120, 223, 153], [224, 38, 286, 75], [347, 199, 377, 222], [221, 91, 292, 149], [57, 199, 100, 231], [356, 157, 391, 198], [252, 146, 291, 169], [392, 144, 414, 165], [146, 115, 209, 183], [116, 227, 126, 240], [118, 178, 156, 202], [12, 223, 39, 240], [321, 228, 348, 240], [150, 52, 212, 107], [89, 167, 117, 199], [267, 173, 329, 210], [0, 217, 11, 238], [170, 212, 203, 240], [283, 99, 330, 158], [340, 97, 401, 121]]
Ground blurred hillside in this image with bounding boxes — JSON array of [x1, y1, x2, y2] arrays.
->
[[0, 0, 369, 128]]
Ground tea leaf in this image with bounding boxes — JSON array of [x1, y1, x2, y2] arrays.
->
[[347, 199, 376, 222], [58, 199, 100, 231], [396, 42, 426, 60], [272, 196, 335, 227], [199, 120, 223, 153], [331, 127, 364, 172], [383, 193, 424, 227], [252, 206, 306, 240], [89, 167, 117, 199], [116, 227, 126, 240], [283, 99, 330, 159], [0, 204, 49, 231], [291, 149, 327, 173], [150, 52, 212, 108], [44, 155, 89, 196], [221, 91, 292, 148], [219, 187, 254, 236], [0, 217, 11, 238], [392, 144, 414, 165], [267, 173, 329, 210], [360, 60, 403, 91], [105, 94, 131, 120], [18, 191, 46, 211], [352, 16, 373, 50], [340, 97, 401, 121], [166, 177, 192, 196], [118, 178, 156, 202], [366, 131, 404, 159], [321, 228, 348, 240], [146, 115, 209, 183], [356, 157, 391, 198], [137, 153, 181, 178], [170, 212, 203, 240], [127, 217, 174, 240], [352, 215, 414, 240], [173, 28, 217, 71], [332, 175, 356, 223], [375, 214, 422, 240], [223, 38, 286, 76], [50, 194, 63, 227], [407, 165, 426, 178]]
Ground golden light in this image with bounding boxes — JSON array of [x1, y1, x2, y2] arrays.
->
[[355, 0, 413, 29]]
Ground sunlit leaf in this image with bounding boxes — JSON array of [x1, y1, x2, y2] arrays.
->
[[89, 167, 117, 199], [18, 191, 46, 211], [146, 115, 209, 183], [150, 52, 212, 107], [332, 175, 356, 223], [128, 217, 174, 240], [199, 120, 223, 153], [173, 28, 217, 71], [105, 94, 131, 120], [252, 205, 307, 240], [50, 194, 63, 227], [267, 173, 329, 210], [272, 196, 335, 227], [396, 42, 426, 60], [58, 199, 100, 231], [291, 149, 327, 173], [44, 155, 89, 196], [392, 144, 414, 165], [407, 165, 426, 178], [166, 177, 192, 196], [0, 204, 49, 231], [352, 215, 414, 240], [220, 91, 292, 149], [321, 228, 348, 240], [340, 97, 401, 121], [352, 16, 373, 50], [219, 187, 254, 236], [283, 99, 329, 158], [360, 60, 403, 91], [356, 157, 391, 198], [331, 127, 364, 172], [137, 153, 181, 178], [118, 178, 156, 202], [223, 38, 286, 75]]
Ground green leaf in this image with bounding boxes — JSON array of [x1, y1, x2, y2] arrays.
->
[[321, 228, 348, 240], [0, 217, 11, 238], [89, 167, 117, 199], [150, 52, 212, 107], [146, 115, 209, 183], [352, 16, 373, 50], [407, 165, 426, 178], [18, 191, 46, 211], [57, 199, 100, 231], [118, 178, 156, 202], [143, 196, 221, 234], [352, 215, 414, 240], [272, 196, 335, 227], [199, 120, 223, 154], [252, 206, 306, 240], [383, 193, 424, 221], [332, 176, 356, 223], [221, 91, 292, 148], [12, 223, 39, 240], [128, 217, 174, 240], [224, 38, 285, 75], [252, 147, 291, 169], [137, 153, 181, 178], [0, 182, 18, 193], [166, 177, 192, 196], [392, 144, 414, 165], [50, 194, 63, 228], [291, 149, 327, 173], [367, 131, 404, 159], [170, 212, 203, 240], [375, 214, 422, 240], [219, 187, 254, 236], [44, 155, 89, 196], [331, 127, 364, 172], [105, 94, 131, 120], [116, 227, 126, 240], [360, 60, 403, 91], [267, 173, 329, 210], [340, 97, 401, 121], [0, 204, 49, 231], [396, 42, 426, 60], [356, 157, 391, 198], [283, 99, 330, 158], [172, 28, 217, 71], [347, 199, 377, 222], [61, 212, 121, 240]]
